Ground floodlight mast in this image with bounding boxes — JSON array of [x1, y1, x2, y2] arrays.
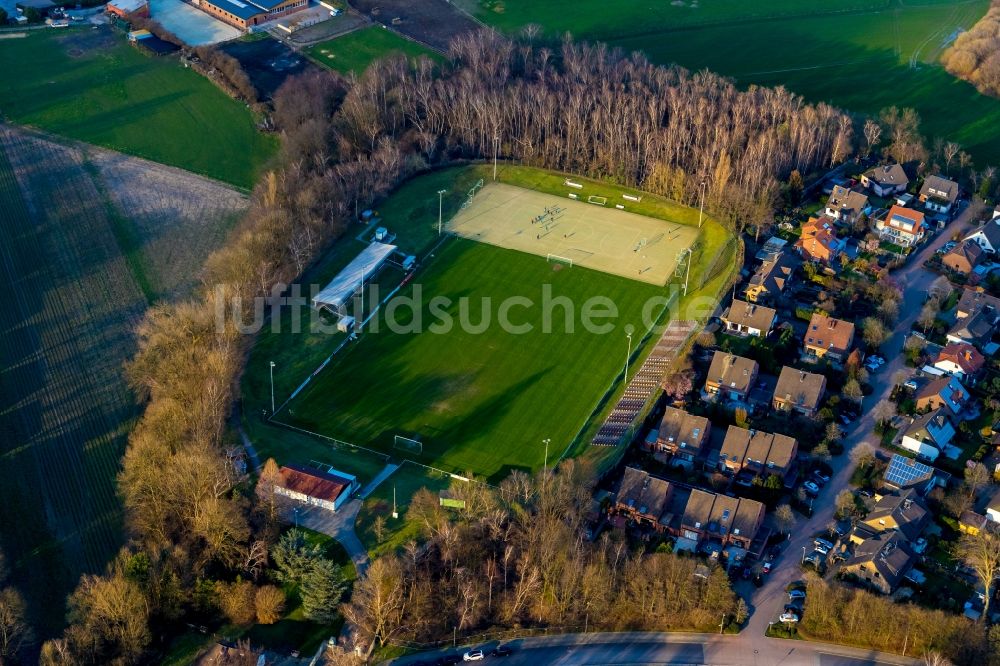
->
[[269, 361, 276, 415], [698, 180, 706, 228], [437, 189, 447, 235]]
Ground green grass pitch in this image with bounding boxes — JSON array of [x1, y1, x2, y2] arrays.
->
[[244, 165, 731, 484], [306, 26, 441, 77], [280, 236, 667, 481]]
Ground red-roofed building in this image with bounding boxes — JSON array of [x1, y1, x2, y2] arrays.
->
[[875, 206, 927, 248], [276, 464, 359, 512], [934, 343, 986, 383], [795, 216, 845, 264]]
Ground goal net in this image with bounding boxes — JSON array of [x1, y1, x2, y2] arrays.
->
[[587, 195, 608, 205], [394, 435, 423, 455], [547, 253, 573, 267]]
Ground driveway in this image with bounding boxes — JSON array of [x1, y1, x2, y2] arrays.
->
[[745, 200, 985, 634], [280, 498, 369, 575], [387, 631, 920, 665]]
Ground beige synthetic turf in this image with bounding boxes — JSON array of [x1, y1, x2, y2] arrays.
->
[[447, 183, 698, 286]]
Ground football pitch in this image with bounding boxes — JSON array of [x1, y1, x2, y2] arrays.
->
[[448, 183, 698, 286], [279, 237, 670, 480]]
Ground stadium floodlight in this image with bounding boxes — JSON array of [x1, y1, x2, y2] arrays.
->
[[437, 189, 447, 235], [493, 134, 500, 181], [542, 438, 551, 475], [625, 331, 633, 384], [698, 180, 706, 228], [269, 361, 276, 415]]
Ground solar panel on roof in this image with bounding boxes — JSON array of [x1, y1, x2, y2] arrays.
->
[[884, 454, 933, 488]]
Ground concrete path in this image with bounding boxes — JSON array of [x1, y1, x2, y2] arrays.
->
[[745, 199, 984, 636], [360, 463, 401, 499]]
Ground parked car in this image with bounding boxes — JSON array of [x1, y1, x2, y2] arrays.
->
[[762, 561, 772, 574], [463, 650, 485, 662], [803, 481, 820, 496], [437, 656, 462, 666], [903, 379, 919, 391], [779, 611, 800, 623], [813, 544, 830, 556], [491, 646, 514, 657], [811, 470, 831, 484], [788, 589, 807, 600], [913, 537, 928, 554]]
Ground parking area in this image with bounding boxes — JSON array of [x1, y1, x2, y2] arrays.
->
[[149, 0, 242, 45]]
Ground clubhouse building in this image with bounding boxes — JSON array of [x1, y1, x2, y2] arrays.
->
[[195, 0, 307, 30]]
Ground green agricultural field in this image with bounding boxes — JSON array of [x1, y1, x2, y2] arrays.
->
[[0, 27, 276, 187], [458, 0, 1000, 165], [306, 26, 440, 76]]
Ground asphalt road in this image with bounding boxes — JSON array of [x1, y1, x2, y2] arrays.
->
[[744, 199, 985, 635], [389, 632, 920, 665]]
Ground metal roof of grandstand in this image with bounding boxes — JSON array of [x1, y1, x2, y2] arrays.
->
[[313, 242, 397, 312]]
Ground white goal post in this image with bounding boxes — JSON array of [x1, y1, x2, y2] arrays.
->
[[547, 253, 573, 267], [394, 435, 423, 454], [587, 195, 608, 205]]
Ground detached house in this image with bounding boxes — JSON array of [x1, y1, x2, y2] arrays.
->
[[795, 216, 845, 264], [772, 366, 827, 417], [824, 185, 869, 226], [942, 240, 983, 276], [851, 488, 929, 544], [718, 425, 798, 481], [946, 307, 997, 347], [956, 287, 1000, 320], [745, 252, 797, 304], [842, 531, 916, 595], [900, 409, 956, 462], [615, 467, 672, 530], [919, 175, 960, 216], [705, 351, 759, 403], [803, 313, 855, 362], [677, 489, 765, 552], [914, 375, 970, 417], [875, 205, 927, 248], [934, 342, 986, 382], [654, 407, 711, 469], [862, 163, 909, 197], [965, 218, 1000, 254], [721, 299, 777, 337]]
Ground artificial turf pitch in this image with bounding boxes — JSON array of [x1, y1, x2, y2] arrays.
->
[[279, 236, 668, 481]]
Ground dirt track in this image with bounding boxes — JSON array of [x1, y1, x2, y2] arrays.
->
[[349, 0, 483, 51]]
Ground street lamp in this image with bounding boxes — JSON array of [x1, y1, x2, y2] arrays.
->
[[801, 546, 806, 564], [437, 189, 447, 235], [542, 438, 551, 475], [269, 361, 276, 415], [681, 247, 693, 298], [293, 506, 299, 528]]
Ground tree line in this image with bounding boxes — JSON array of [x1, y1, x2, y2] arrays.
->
[[27, 29, 857, 664], [344, 462, 739, 656], [942, 1, 1000, 99]]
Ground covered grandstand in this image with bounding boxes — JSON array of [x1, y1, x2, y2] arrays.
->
[[312, 242, 397, 315]]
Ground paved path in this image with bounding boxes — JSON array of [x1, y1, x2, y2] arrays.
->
[[745, 199, 984, 636], [281, 498, 370, 575], [238, 426, 264, 473], [361, 463, 401, 499], [387, 632, 921, 665]]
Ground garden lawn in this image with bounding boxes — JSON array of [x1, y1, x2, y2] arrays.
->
[[283, 236, 666, 481], [0, 27, 276, 187], [307, 25, 440, 76]]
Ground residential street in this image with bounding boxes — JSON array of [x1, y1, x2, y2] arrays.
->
[[388, 631, 920, 665], [745, 200, 985, 636]]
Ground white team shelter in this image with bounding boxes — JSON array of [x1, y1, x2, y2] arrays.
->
[[313, 242, 397, 314]]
